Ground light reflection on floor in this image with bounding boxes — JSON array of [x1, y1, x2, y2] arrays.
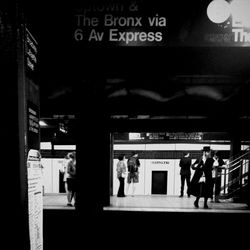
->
[[105, 195, 250, 213]]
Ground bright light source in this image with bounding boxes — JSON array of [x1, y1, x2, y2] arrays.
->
[[40, 142, 52, 150], [129, 133, 141, 140], [54, 145, 76, 150], [39, 120, 48, 127], [231, 0, 250, 27], [207, 0, 231, 24]]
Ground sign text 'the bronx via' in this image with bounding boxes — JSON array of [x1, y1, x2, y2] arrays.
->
[[74, 1, 167, 46]]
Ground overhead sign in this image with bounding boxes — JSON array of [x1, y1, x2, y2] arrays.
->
[[72, 0, 250, 47], [205, 0, 250, 45], [73, 1, 167, 46]]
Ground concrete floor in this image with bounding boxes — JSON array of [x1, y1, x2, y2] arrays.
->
[[105, 195, 250, 213], [43, 193, 250, 213], [43, 193, 75, 209]]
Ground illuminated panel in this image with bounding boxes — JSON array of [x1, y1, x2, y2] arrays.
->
[[231, 0, 250, 28], [53, 145, 76, 150], [113, 144, 146, 150], [40, 142, 52, 150]]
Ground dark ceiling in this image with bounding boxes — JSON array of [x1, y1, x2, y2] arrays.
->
[[24, 0, 250, 140]]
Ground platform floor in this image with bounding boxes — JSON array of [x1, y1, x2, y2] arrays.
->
[[43, 193, 75, 210], [43, 193, 250, 213], [106, 195, 250, 213]]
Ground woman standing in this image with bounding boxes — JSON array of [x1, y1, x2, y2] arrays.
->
[[116, 154, 126, 197], [66, 152, 76, 206], [190, 146, 214, 209]]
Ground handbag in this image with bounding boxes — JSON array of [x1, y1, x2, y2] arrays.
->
[[198, 173, 205, 183]]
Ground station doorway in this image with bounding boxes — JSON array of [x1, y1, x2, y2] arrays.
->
[[151, 171, 168, 195]]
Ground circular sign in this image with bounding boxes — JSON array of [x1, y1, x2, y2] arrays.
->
[[207, 0, 231, 24]]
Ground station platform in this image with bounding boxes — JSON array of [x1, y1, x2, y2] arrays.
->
[[106, 195, 250, 213], [43, 193, 75, 210], [43, 193, 249, 213]]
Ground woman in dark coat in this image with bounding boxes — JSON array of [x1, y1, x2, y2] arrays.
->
[[190, 146, 214, 209]]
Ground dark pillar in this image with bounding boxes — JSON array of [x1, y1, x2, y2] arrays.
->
[[0, 1, 30, 248], [1, 2, 41, 248]]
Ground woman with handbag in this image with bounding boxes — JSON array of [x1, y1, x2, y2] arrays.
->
[[190, 146, 214, 209], [116, 154, 127, 197]]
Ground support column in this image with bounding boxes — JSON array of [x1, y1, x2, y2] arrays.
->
[[1, 2, 41, 249], [0, 1, 29, 248]]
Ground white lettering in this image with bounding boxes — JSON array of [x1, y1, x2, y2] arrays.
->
[[76, 15, 99, 27], [104, 15, 142, 27], [88, 29, 104, 41], [148, 15, 166, 26], [109, 29, 163, 44], [232, 28, 250, 42]]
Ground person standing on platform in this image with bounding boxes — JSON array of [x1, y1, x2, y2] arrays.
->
[[66, 151, 76, 206], [190, 146, 214, 209], [179, 152, 192, 197], [212, 151, 226, 203], [116, 154, 126, 197], [126, 152, 140, 196], [61, 153, 71, 205]]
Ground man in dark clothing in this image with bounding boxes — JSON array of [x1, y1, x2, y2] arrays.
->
[[179, 152, 192, 197]]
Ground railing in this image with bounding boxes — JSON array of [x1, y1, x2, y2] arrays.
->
[[219, 147, 249, 200]]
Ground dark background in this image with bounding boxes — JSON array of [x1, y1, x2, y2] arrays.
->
[[21, 1, 250, 249]]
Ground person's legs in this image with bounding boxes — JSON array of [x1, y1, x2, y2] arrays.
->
[[132, 172, 139, 196], [204, 197, 209, 208], [126, 183, 130, 195], [194, 196, 200, 208], [70, 178, 77, 205], [117, 177, 125, 197], [186, 175, 191, 197], [215, 176, 221, 202], [117, 177, 122, 197], [132, 182, 136, 196], [211, 178, 216, 202], [66, 178, 73, 206], [64, 182, 71, 203], [120, 177, 125, 196], [126, 173, 131, 195], [180, 175, 185, 197]]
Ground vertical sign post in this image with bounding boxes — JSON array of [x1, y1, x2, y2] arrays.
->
[[25, 27, 43, 250]]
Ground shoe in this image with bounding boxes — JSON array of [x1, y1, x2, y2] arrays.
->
[[179, 195, 183, 198], [204, 204, 209, 209], [188, 195, 190, 198], [67, 203, 73, 207], [194, 201, 199, 208]]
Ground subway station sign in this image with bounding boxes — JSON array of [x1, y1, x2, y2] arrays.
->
[[73, 0, 250, 47]]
